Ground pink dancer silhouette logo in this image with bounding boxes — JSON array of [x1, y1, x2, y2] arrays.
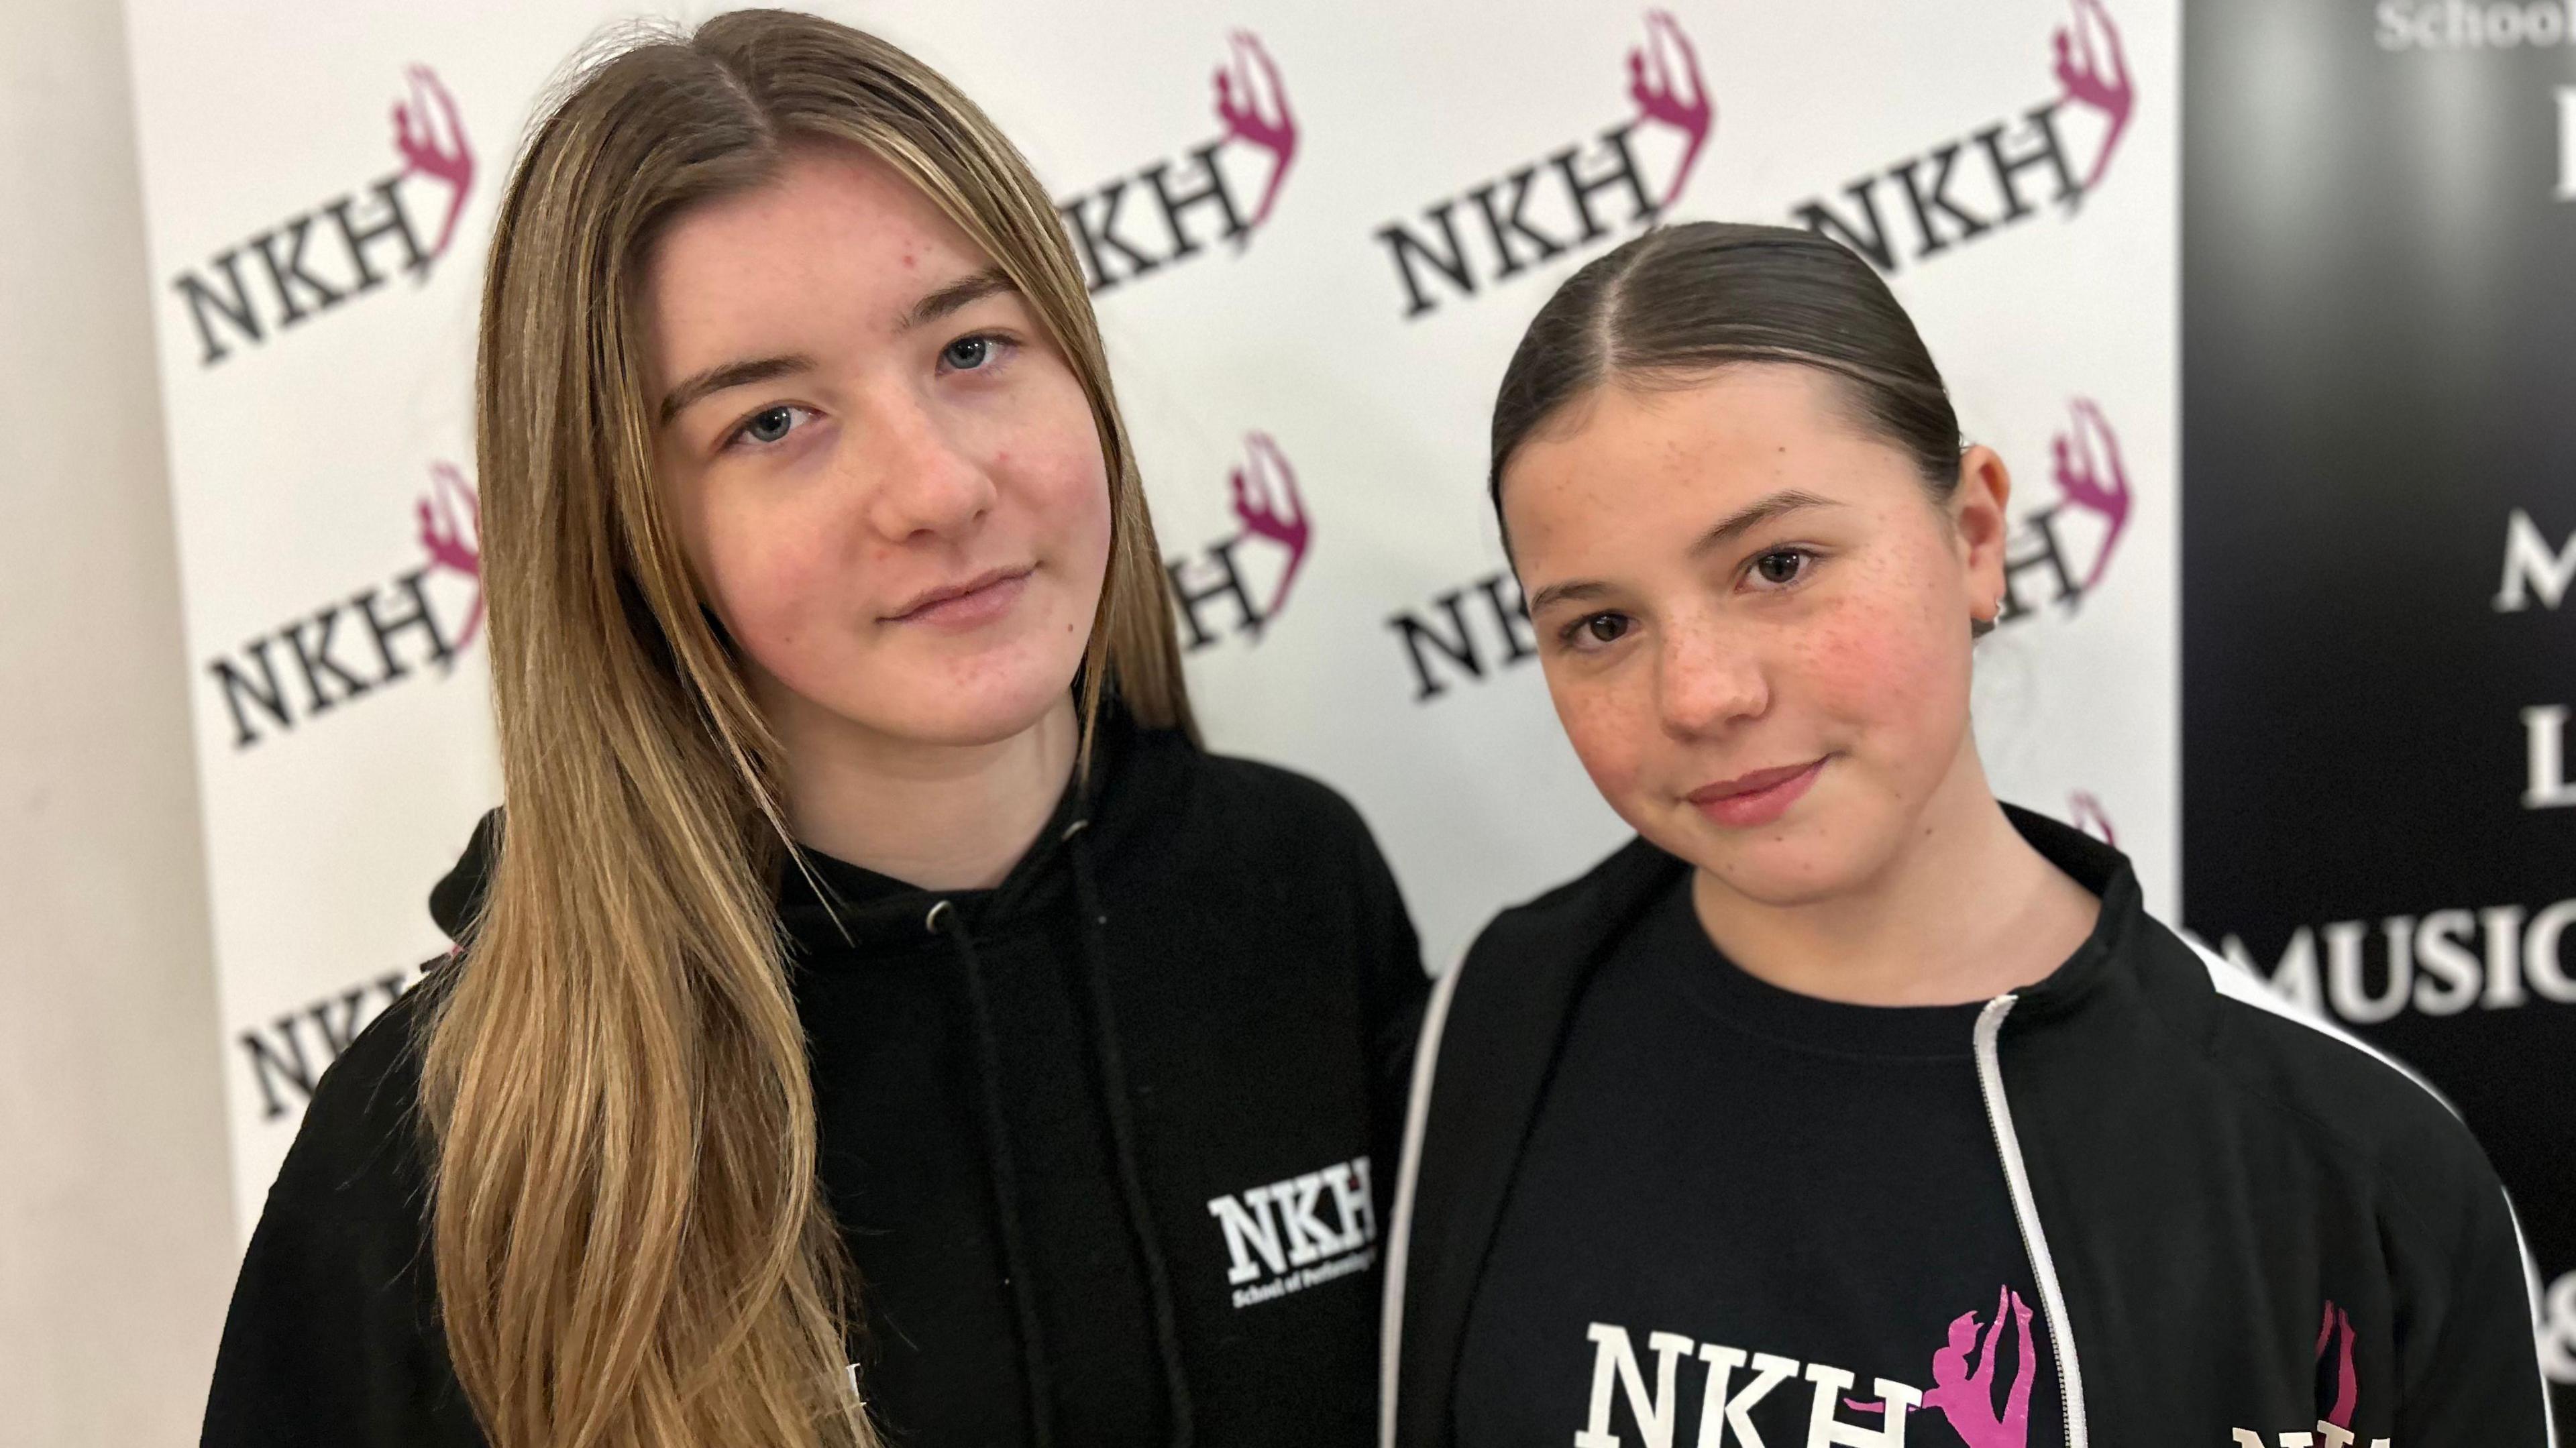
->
[[1839, 1286, 2037, 1447], [417, 461, 483, 659], [1923, 1288, 2037, 1447], [392, 64, 474, 274], [2235, 1300, 2375, 1445], [1628, 10, 1714, 211], [1228, 432, 1309, 628], [2051, 0, 2133, 198], [1214, 32, 1296, 244], [2313, 1299, 2358, 1430], [2049, 397, 2131, 598], [2068, 791, 2116, 846]]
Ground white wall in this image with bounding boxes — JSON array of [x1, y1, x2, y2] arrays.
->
[[0, 0, 237, 1442]]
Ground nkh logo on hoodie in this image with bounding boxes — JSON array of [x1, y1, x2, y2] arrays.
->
[[1205, 1156, 1378, 1308]]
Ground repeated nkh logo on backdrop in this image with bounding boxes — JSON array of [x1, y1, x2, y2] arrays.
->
[[1057, 31, 1299, 293], [1373, 11, 1713, 319], [120, 1, 2181, 1280], [168, 66, 474, 368], [205, 462, 482, 753]]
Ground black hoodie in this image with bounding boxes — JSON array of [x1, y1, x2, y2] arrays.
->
[[1382, 807, 2553, 1448], [202, 708, 1427, 1447]]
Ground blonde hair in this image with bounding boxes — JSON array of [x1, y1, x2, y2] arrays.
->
[[419, 11, 1193, 1446]]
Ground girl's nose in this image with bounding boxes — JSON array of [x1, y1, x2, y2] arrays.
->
[[1656, 618, 1768, 739], [855, 396, 995, 544]]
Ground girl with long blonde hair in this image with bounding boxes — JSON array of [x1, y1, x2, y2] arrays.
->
[[202, 12, 1424, 1447]]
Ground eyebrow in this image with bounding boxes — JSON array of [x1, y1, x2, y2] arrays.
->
[[1524, 489, 1842, 616], [654, 268, 1020, 429], [898, 266, 1016, 333], [1687, 488, 1839, 557], [657, 353, 814, 429]]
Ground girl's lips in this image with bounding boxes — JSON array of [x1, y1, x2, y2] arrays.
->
[[1686, 757, 1827, 829], [890, 567, 1032, 629]]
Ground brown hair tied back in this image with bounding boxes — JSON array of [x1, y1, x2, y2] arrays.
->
[[1488, 221, 1965, 532]]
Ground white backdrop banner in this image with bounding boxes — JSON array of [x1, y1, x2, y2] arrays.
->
[[121, 0, 2177, 1237]]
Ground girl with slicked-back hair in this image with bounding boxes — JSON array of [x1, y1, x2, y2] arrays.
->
[[201, 13, 1424, 1448], [1382, 222, 2551, 1448]]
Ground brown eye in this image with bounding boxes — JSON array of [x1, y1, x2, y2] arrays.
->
[[1585, 614, 1631, 643], [1753, 549, 1808, 586]]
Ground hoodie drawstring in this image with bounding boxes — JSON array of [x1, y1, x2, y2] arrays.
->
[[1064, 820, 1198, 1447], [927, 897, 1057, 1448], [924, 820, 1197, 1448]]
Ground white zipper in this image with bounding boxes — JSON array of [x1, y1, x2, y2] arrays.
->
[[1972, 994, 2089, 1448], [1380, 957, 1464, 1448]]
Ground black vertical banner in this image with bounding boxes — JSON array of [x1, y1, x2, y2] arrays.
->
[[2184, 0, 2576, 1427]]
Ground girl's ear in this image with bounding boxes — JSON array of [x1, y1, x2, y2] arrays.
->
[[1950, 445, 2013, 626]]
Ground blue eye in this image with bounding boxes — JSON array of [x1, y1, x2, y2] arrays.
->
[[942, 335, 994, 370], [743, 406, 798, 445], [722, 403, 818, 452]]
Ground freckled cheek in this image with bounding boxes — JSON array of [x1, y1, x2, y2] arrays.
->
[[1792, 596, 1963, 761], [1793, 614, 1901, 706], [1546, 667, 1654, 804]]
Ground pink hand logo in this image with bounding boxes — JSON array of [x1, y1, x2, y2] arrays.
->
[[1214, 32, 1296, 243], [392, 64, 474, 269], [2313, 1300, 2358, 1430], [2051, 0, 2133, 194], [1627, 10, 1713, 212], [2068, 791, 2116, 846], [417, 461, 484, 659], [1228, 432, 1309, 625], [2049, 397, 2131, 598]]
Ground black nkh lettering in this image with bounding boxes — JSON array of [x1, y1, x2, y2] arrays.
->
[[1996, 506, 2085, 622], [1139, 142, 1247, 261], [1377, 205, 1479, 317], [325, 174, 433, 290], [237, 970, 412, 1119], [1165, 539, 1267, 651], [1389, 571, 1532, 703], [1378, 124, 1661, 320], [1792, 98, 2090, 276], [204, 560, 472, 750], [170, 171, 436, 365]]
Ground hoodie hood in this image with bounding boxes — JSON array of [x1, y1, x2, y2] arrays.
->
[[427, 807, 499, 944], [772, 743, 1091, 962]]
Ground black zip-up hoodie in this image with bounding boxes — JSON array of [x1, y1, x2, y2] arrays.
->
[[1381, 807, 2553, 1447], [202, 708, 1427, 1447]]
